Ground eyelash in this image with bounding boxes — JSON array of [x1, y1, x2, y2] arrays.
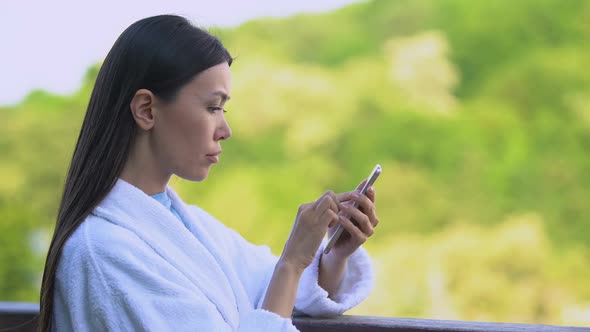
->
[[208, 107, 227, 113]]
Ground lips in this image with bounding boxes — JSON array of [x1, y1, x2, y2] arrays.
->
[[206, 151, 221, 164]]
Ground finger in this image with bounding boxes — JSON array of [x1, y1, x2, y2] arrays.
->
[[328, 217, 342, 228], [350, 192, 374, 215], [337, 215, 367, 243], [349, 192, 379, 228], [315, 195, 332, 213], [316, 190, 340, 214], [335, 191, 355, 203], [366, 186, 376, 204], [365, 187, 378, 227], [325, 190, 340, 213], [340, 203, 374, 236], [321, 209, 339, 227], [372, 214, 380, 228]]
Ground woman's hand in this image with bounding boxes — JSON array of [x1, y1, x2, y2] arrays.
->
[[264, 190, 351, 317], [327, 179, 379, 261], [266, 185, 378, 314], [280, 190, 353, 272]]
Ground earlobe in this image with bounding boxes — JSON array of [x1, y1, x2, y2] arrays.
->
[[130, 89, 156, 130]]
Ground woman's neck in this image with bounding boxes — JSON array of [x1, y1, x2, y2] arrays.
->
[[119, 133, 171, 195]]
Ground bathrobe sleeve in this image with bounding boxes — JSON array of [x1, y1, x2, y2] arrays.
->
[[192, 207, 375, 317], [54, 217, 299, 332]]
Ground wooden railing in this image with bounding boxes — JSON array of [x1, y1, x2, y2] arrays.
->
[[292, 315, 590, 332], [1, 302, 588, 331], [0, 302, 38, 331]]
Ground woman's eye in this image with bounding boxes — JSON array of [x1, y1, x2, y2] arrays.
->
[[208, 106, 225, 113]]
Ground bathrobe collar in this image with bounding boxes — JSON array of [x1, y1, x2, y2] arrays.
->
[[91, 178, 240, 328]]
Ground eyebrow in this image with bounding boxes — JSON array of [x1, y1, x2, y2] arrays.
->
[[211, 91, 231, 101]]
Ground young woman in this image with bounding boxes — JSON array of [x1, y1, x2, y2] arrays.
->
[[39, 15, 378, 331]]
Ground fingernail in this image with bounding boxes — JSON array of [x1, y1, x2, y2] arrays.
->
[[352, 192, 361, 198]]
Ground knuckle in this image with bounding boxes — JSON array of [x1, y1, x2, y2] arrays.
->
[[360, 225, 368, 236], [361, 214, 370, 224], [315, 198, 325, 209], [355, 230, 365, 241]]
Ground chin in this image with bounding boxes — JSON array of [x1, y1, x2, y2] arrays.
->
[[179, 167, 211, 182]]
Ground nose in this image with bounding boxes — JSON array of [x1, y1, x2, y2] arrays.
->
[[215, 115, 232, 141]]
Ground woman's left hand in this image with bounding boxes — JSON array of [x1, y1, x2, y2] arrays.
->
[[327, 179, 379, 260]]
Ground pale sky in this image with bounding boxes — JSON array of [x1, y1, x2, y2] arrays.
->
[[0, 0, 363, 106]]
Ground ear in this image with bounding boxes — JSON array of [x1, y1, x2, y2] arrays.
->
[[130, 89, 156, 130]]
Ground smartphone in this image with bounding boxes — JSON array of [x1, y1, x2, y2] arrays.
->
[[323, 164, 382, 255]]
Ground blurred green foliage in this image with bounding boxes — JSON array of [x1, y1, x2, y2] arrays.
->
[[1, 0, 589, 326]]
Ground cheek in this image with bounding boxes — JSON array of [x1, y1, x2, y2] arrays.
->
[[178, 114, 214, 152], [157, 114, 199, 159], [192, 118, 211, 142]]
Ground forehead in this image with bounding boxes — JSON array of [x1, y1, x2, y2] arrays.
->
[[184, 62, 232, 98]]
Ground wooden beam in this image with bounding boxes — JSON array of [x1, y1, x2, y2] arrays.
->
[[293, 315, 590, 332]]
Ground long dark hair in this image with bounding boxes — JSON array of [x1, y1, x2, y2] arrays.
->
[[39, 15, 232, 331]]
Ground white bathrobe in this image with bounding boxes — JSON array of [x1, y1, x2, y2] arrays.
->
[[54, 178, 374, 331]]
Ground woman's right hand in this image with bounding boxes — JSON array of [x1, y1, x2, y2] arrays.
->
[[279, 190, 352, 272], [263, 190, 353, 317]]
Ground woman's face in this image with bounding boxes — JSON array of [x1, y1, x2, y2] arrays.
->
[[152, 62, 232, 182]]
